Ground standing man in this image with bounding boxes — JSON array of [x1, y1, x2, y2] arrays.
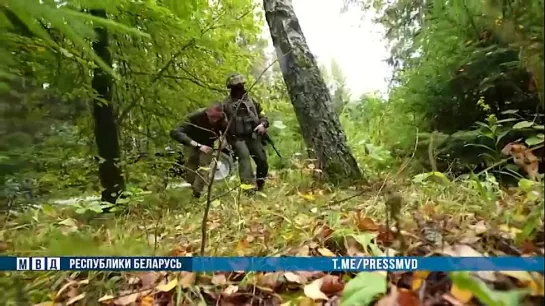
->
[[170, 103, 226, 198], [222, 73, 269, 192]]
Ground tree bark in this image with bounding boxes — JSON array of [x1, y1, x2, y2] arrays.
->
[[91, 9, 125, 203], [262, 0, 362, 183]]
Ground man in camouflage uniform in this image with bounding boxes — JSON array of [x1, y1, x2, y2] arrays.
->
[[170, 102, 226, 198], [222, 73, 269, 192]]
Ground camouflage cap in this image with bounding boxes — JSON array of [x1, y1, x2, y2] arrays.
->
[[226, 73, 246, 88]]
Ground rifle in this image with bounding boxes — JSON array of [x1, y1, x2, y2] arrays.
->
[[237, 97, 283, 159], [260, 132, 282, 158]]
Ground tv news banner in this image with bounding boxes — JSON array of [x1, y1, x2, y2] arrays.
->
[[1, 256, 544, 272]]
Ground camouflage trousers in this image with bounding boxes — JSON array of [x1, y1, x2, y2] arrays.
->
[[184, 146, 213, 194], [231, 136, 268, 186]]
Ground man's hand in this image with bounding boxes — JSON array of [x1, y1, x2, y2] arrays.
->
[[254, 123, 267, 135], [199, 145, 213, 154]]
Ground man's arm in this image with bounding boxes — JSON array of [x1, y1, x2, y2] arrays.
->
[[253, 98, 269, 128], [170, 113, 199, 147]]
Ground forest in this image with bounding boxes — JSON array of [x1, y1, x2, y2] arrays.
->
[[0, 0, 544, 305]]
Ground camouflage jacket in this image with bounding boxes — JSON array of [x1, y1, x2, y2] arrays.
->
[[222, 94, 269, 138]]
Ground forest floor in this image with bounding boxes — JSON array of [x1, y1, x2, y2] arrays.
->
[[1, 168, 544, 306]]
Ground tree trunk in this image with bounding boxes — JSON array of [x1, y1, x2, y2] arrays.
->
[[262, 0, 362, 183], [91, 9, 125, 203]]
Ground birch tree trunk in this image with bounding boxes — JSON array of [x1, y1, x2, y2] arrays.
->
[[262, 0, 362, 183]]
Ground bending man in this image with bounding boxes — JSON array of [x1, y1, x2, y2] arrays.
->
[[222, 73, 269, 192], [170, 103, 226, 198]]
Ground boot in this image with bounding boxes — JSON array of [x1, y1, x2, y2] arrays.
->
[[256, 178, 265, 191], [192, 190, 201, 199]]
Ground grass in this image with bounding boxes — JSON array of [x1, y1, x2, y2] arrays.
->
[[0, 166, 543, 305]]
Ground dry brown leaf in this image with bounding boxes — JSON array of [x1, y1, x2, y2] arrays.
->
[[284, 272, 302, 284], [235, 238, 250, 256], [304, 278, 329, 301], [156, 278, 178, 292], [469, 220, 487, 235], [212, 274, 228, 286], [223, 285, 239, 295], [398, 289, 420, 306], [450, 284, 473, 303], [128, 276, 140, 285], [442, 294, 464, 306], [297, 245, 311, 257], [297, 271, 324, 284], [257, 272, 282, 289], [442, 244, 483, 257], [66, 293, 85, 306], [501, 142, 539, 181], [317, 247, 336, 257], [500, 271, 544, 296], [139, 295, 154, 306], [139, 272, 161, 288], [98, 295, 115, 303], [411, 271, 431, 291], [319, 275, 344, 295], [114, 291, 140, 306], [376, 286, 398, 306], [356, 212, 379, 231], [179, 272, 196, 288], [55, 281, 77, 300]]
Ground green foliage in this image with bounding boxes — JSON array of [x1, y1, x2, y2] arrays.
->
[[341, 272, 387, 306], [450, 271, 528, 306], [1, 0, 265, 202]]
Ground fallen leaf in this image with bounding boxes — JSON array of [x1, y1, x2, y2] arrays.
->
[[240, 184, 255, 190], [469, 220, 487, 235], [398, 289, 420, 306], [58, 218, 78, 227], [139, 272, 160, 288], [33, 303, 54, 306], [411, 271, 431, 291], [317, 247, 336, 257], [442, 294, 464, 306], [223, 285, 239, 295], [450, 284, 473, 303], [442, 244, 483, 257], [442, 245, 496, 281], [284, 272, 302, 284], [341, 272, 387, 306], [298, 192, 316, 201], [114, 291, 139, 306], [498, 224, 523, 239], [356, 213, 379, 231], [304, 278, 329, 300], [375, 285, 399, 306], [139, 295, 154, 306], [55, 281, 77, 299], [128, 276, 140, 285], [66, 293, 85, 305], [98, 295, 114, 303], [297, 245, 311, 257], [212, 274, 227, 286], [258, 272, 282, 289], [179, 272, 196, 288], [320, 275, 344, 295], [235, 238, 250, 256], [500, 271, 544, 296], [156, 278, 178, 292]]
